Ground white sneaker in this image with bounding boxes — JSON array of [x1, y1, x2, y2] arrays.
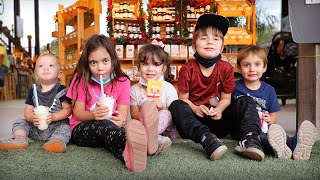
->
[[268, 124, 292, 159], [293, 120, 317, 160], [154, 135, 172, 155]]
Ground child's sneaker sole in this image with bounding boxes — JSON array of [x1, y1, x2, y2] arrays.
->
[[268, 124, 292, 159], [140, 101, 159, 155], [293, 120, 317, 160], [235, 146, 265, 161], [0, 137, 28, 150], [43, 139, 66, 153], [210, 145, 228, 160], [125, 120, 148, 173], [0, 143, 28, 150]]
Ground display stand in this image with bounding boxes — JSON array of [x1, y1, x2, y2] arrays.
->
[[52, 0, 102, 85], [106, 0, 256, 87]]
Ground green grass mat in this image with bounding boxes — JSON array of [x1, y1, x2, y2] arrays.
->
[[1, 140, 319, 180]]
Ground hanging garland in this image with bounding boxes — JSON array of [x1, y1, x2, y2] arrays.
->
[[188, 0, 211, 7], [107, 0, 223, 45], [106, 0, 113, 38], [136, 1, 146, 43], [180, 0, 189, 45], [170, 0, 183, 44]]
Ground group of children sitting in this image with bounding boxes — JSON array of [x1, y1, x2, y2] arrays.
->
[[0, 14, 317, 173]]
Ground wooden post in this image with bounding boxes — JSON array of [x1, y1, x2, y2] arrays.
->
[[27, 35, 32, 57], [77, 8, 84, 61], [93, 0, 101, 33], [297, 44, 320, 139], [34, 0, 40, 57], [57, 4, 66, 84], [13, 0, 20, 47]]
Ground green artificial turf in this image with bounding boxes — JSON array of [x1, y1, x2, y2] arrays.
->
[[1, 139, 319, 180]]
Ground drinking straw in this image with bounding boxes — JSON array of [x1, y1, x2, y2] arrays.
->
[[33, 84, 39, 107], [100, 75, 104, 96]]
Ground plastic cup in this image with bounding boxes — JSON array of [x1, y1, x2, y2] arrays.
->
[[99, 95, 114, 119], [258, 108, 268, 133], [34, 106, 49, 130]]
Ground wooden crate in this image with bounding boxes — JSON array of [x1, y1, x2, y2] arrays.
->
[[225, 27, 253, 45]]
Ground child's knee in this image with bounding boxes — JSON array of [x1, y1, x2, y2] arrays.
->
[[158, 110, 173, 134], [12, 118, 29, 135], [159, 110, 172, 120]]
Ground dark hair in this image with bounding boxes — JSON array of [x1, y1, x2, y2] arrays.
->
[[237, 45, 268, 68], [69, 34, 129, 104], [136, 44, 174, 82]]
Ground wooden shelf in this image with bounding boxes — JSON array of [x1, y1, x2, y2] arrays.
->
[[60, 34, 77, 47], [170, 57, 192, 61], [119, 58, 135, 61], [84, 26, 96, 40], [52, 31, 58, 38], [187, 19, 197, 23], [152, 20, 175, 23], [60, 7, 90, 25], [112, 0, 138, 4], [62, 59, 78, 67], [225, 34, 254, 45], [113, 17, 139, 23], [113, 0, 255, 86], [225, 27, 254, 45], [215, 1, 256, 45], [216, 1, 254, 17], [53, 0, 101, 86]]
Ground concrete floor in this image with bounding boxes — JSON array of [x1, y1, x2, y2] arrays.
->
[[0, 99, 297, 140]]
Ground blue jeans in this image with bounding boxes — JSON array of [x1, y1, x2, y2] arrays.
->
[[0, 65, 9, 87]]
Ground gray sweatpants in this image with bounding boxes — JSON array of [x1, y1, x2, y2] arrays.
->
[[12, 118, 71, 144]]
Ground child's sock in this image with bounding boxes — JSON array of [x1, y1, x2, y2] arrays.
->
[[286, 135, 297, 152], [0, 135, 28, 150], [43, 139, 66, 153]]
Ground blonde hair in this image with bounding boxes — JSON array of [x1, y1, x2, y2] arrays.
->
[[33, 52, 62, 83], [35, 52, 61, 71], [237, 45, 268, 68]]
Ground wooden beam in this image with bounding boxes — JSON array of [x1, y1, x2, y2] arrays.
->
[[297, 44, 320, 139]]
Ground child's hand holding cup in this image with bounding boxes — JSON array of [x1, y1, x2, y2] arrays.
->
[[99, 94, 114, 119], [33, 106, 49, 130]]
